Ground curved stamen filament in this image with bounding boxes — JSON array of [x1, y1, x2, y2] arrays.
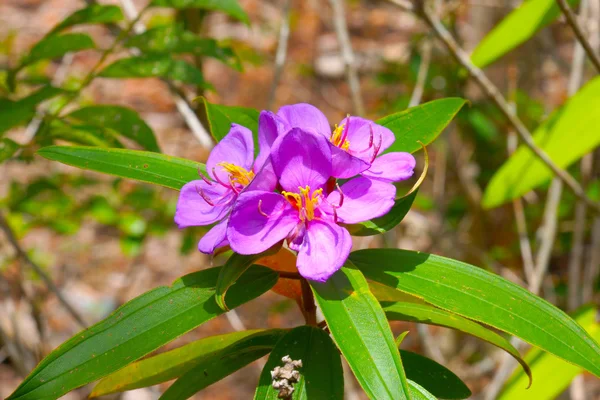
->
[[258, 199, 269, 217], [212, 167, 233, 189], [370, 133, 383, 164], [335, 182, 344, 208], [228, 175, 241, 194], [196, 186, 214, 206]]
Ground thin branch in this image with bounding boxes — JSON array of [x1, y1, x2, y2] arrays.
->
[[268, 0, 292, 110], [328, 0, 365, 115], [409, 40, 432, 107], [391, 0, 600, 214], [0, 213, 86, 328], [557, 0, 600, 74], [300, 279, 317, 326], [583, 217, 600, 300]]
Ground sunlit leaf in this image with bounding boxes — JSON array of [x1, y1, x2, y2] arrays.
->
[[254, 326, 344, 400], [0, 138, 20, 162], [92, 329, 285, 397], [7, 266, 278, 400], [49, 4, 124, 35], [351, 249, 600, 378], [0, 86, 64, 135], [215, 252, 264, 311], [499, 306, 600, 400], [378, 98, 467, 154], [471, 0, 580, 68], [408, 380, 437, 400], [99, 55, 211, 88], [483, 76, 600, 208], [200, 97, 259, 142], [37, 146, 205, 190], [67, 105, 160, 152], [310, 264, 412, 399], [150, 0, 250, 25], [47, 120, 123, 148]]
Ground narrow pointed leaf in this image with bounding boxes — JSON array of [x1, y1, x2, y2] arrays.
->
[[471, 0, 580, 68], [99, 55, 211, 88], [0, 86, 64, 135], [37, 146, 204, 190], [483, 76, 600, 208], [200, 97, 259, 142], [150, 0, 250, 25], [22, 33, 95, 67], [350, 249, 600, 378], [7, 265, 278, 400], [67, 106, 159, 152], [401, 350, 471, 399], [384, 302, 531, 382], [47, 120, 123, 148], [499, 306, 600, 400], [310, 264, 411, 400], [215, 252, 264, 311], [92, 329, 285, 397], [254, 326, 344, 400], [377, 98, 467, 154], [49, 5, 124, 35], [408, 380, 437, 400], [345, 189, 418, 236]]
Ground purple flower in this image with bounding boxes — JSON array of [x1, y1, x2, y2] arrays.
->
[[227, 128, 396, 282], [174, 122, 276, 253], [276, 103, 416, 182]]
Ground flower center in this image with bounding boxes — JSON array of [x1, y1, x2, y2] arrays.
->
[[217, 162, 255, 186], [282, 185, 323, 221], [330, 123, 350, 151]]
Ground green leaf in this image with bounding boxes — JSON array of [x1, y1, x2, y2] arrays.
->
[[350, 249, 600, 378], [0, 138, 20, 162], [499, 306, 600, 400], [377, 98, 467, 154], [47, 120, 123, 148], [471, 0, 580, 68], [254, 326, 344, 400], [0, 86, 64, 135], [400, 350, 471, 399], [160, 329, 285, 400], [37, 146, 204, 190], [150, 0, 250, 25], [49, 5, 124, 36], [310, 265, 412, 400], [21, 33, 95, 67], [408, 380, 437, 400], [67, 106, 160, 152], [7, 265, 278, 400], [483, 76, 600, 208], [383, 302, 531, 383], [216, 252, 266, 311], [125, 25, 241, 70], [201, 97, 259, 142], [99, 55, 211, 88], [91, 329, 284, 397], [345, 190, 418, 236]]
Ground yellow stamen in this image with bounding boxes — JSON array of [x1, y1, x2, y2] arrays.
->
[[217, 162, 255, 186], [330, 123, 351, 150], [283, 186, 322, 221]]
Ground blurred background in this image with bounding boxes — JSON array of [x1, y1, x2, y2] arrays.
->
[[0, 0, 599, 398]]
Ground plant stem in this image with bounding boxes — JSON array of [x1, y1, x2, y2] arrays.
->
[[557, 0, 600, 74], [300, 278, 317, 326]]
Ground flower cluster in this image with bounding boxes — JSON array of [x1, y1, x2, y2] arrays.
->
[[175, 104, 415, 282]]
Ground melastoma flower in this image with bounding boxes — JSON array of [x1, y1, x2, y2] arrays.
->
[[227, 128, 396, 282], [174, 122, 276, 253], [276, 103, 416, 182]]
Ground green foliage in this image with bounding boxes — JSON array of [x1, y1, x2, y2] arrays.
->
[[378, 98, 467, 154], [7, 266, 277, 400], [254, 326, 344, 399], [471, 0, 580, 68], [37, 146, 205, 190], [46, 120, 124, 148], [408, 380, 437, 400], [483, 76, 600, 208], [499, 306, 600, 400], [215, 252, 264, 310], [350, 249, 600, 378], [99, 55, 211, 88], [0, 139, 19, 162], [311, 265, 412, 400], [0, 86, 64, 135], [20, 33, 95, 69], [66, 106, 160, 152], [345, 189, 418, 236], [125, 24, 241, 70], [150, 0, 250, 25], [401, 350, 471, 399], [49, 4, 124, 35], [200, 97, 259, 142]]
